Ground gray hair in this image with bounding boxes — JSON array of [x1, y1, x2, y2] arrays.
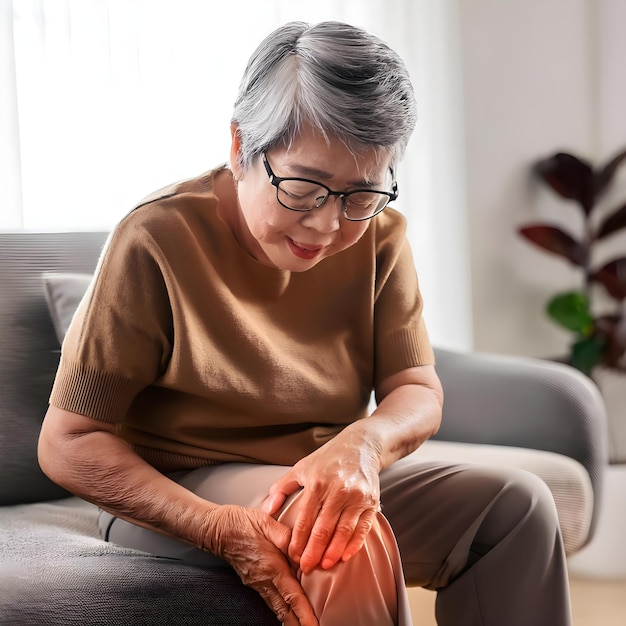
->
[[231, 21, 417, 171]]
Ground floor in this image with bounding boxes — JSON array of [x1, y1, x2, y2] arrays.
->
[[407, 575, 626, 625]]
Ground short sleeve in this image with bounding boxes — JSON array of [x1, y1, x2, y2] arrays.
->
[[49, 211, 174, 422], [373, 213, 434, 386]]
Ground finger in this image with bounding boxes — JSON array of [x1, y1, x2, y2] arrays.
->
[[318, 506, 366, 570], [298, 503, 342, 574], [340, 509, 377, 563], [263, 516, 294, 557], [262, 473, 303, 515], [260, 491, 287, 516], [257, 585, 295, 625], [274, 573, 319, 626], [281, 611, 301, 626], [287, 491, 323, 565], [244, 541, 317, 625]]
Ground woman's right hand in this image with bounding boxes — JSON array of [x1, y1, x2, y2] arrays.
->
[[204, 504, 318, 626], [38, 408, 316, 623]]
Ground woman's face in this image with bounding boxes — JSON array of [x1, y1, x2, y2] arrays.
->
[[229, 125, 392, 272]]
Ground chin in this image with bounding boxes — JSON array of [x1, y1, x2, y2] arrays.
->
[[277, 258, 323, 272], [270, 251, 327, 272]]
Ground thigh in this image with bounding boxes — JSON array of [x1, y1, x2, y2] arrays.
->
[[100, 463, 291, 567], [175, 462, 291, 509], [380, 452, 554, 589]]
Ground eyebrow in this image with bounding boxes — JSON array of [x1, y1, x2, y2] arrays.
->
[[286, 163, 381, 189]]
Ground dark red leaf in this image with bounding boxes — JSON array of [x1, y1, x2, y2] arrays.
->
[[596, 202, 626, 239], [592, 257, 626, 300], [518, 225, 587, 266], [594, 148, 626, 198], [534, 152, 595, 215]]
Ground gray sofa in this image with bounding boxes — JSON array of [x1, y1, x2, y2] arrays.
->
[[0, 231, 608, 625]]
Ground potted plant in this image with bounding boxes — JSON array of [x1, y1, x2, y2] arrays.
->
[[518, 148, 626, 462]]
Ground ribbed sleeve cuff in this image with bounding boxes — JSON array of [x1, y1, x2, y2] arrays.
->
[[49, 360, 146, 422], [376, 324, 435, 384], [389, 330, 435, 360]]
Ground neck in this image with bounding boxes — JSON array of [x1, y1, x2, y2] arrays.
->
[[213, 168, 273, 268]]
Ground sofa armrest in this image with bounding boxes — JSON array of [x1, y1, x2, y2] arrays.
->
[[432, 347, 608, 533]]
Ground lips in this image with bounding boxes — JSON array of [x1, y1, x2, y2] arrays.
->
[[291, 239, 323, 252], [287, 237, 325, 259]]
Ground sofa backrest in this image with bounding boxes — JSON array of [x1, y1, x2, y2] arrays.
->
[[0, 232, 109, 505]]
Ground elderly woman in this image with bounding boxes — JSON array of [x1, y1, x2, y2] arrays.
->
[[38, 21, 572, 626]]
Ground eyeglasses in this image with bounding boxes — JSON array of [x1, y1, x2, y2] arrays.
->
[[262, 153, 398, 222]]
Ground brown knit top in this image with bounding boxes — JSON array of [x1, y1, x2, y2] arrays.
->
[[50, 167, 433, 470]]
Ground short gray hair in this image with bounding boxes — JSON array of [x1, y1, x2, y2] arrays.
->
[[231, 21, 417, 171]]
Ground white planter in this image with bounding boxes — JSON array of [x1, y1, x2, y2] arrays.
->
[[567, 464, 626, 579], [594, 366, 626, 464]]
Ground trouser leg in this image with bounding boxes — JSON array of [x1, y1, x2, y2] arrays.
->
[[277, 490, 411, 626], [99, 463, 412, 626], [379, 454, 572, 626]]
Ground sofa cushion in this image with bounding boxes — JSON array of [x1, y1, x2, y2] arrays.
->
[[0, 232, 108, 505], [42, 272, 93, 345], [418, 439, 594, 554], [0, 497, 279, 625]]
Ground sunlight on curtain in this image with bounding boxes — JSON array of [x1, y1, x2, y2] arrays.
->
[[4, 0, 384, 230], [8, 0, 279, 230], [1, 0, 472, 349]]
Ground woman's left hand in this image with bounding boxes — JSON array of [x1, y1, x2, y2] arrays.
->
[[260, 429, 382, 575]]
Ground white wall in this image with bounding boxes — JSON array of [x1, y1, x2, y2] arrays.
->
[[458, 0, 626, 359]]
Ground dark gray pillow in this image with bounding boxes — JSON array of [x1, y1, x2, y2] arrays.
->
[[42, 272, 93, 345]]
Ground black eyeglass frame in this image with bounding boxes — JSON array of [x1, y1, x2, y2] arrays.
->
[[262, 153, 398, 222]]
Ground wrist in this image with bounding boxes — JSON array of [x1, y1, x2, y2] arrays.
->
[[174, 497, 222, 554], [338, 420, 385, 473]]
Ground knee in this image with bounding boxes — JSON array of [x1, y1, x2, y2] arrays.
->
[[502, 467, 558, 518], [298, 514, 400, 626], [481, 466, 561, 546]]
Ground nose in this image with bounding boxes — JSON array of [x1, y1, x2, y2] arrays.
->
[[300, 195, 342, 233]]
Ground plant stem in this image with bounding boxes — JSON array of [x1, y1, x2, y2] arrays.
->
[[583, 215, 593, 298]]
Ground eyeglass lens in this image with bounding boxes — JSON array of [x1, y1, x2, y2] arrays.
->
[[276, 180, 389, 219]]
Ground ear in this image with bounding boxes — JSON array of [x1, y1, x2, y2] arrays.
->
[[229, 123, 244, 180]]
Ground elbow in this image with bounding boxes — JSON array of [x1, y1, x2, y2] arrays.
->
[[421, 363, 444, 417], [37, 418, 66, 487], [38, 405, 90, 490], [428, 381, 444, 438], [430, 408, 443, 438]]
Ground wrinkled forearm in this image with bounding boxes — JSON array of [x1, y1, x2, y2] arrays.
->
[[39, 408, 318, 625], [339, 379, 443, 472], [38, 412, 218, 551], [373, 381, 442, 468]]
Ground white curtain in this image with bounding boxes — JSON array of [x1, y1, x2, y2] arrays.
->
[[0, 0, 472, 351]]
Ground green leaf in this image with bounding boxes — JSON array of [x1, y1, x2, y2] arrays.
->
[[546, 292, 594, 334], [570, 335, 606, 376]]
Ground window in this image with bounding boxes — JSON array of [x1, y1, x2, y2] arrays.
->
[[0, 0, 472, 349]]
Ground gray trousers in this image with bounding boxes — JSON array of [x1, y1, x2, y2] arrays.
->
[[99, 452, 573, 626]]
